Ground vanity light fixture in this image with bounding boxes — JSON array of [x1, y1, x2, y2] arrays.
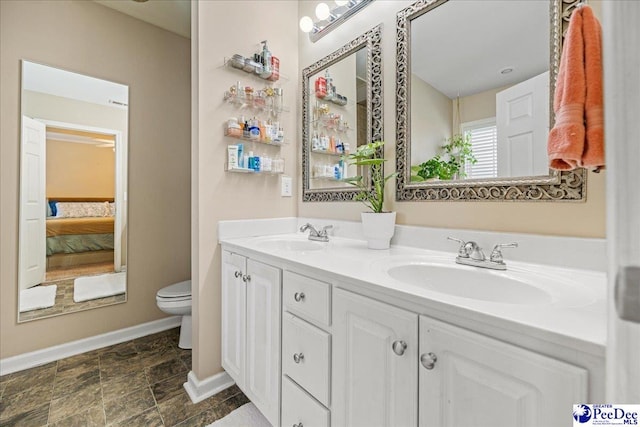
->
[[300, 0, 374, 43]]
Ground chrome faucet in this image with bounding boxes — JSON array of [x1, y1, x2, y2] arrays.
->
[[447, 237, 518, 270], [300, 223, 333, 242]]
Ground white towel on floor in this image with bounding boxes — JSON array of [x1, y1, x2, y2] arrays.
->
[[207, 403, 271, 427], [20, 285, 57, 312], [73, 272, 126, 302]]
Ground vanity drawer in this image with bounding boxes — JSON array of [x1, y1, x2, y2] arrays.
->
[[282, 312, 330, 406], [283, 271, 331, 327], [282, 375, 330, 427]]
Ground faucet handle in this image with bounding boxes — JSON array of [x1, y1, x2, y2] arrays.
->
[[490, 242, 518, 263], [321, 224, 334, 234], [447, 237, 468, 258]]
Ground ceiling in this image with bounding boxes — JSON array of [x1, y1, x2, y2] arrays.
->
[[411, 0, 549, 99], [93, 0, 191, 39], [23, 61, 128, 108]]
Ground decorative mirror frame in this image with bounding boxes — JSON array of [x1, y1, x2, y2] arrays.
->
[[302, 24, 383, 202], [395, 0, 587, 202]]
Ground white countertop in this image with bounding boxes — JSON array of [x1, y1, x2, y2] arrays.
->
[[220, 232, 607, 357]]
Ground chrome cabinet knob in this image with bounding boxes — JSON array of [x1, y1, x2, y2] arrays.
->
[[294, 292, 305, 302], [420, 352, 438, 370], [234, 271, 242, 278], [293, 353, 305, 363], [242, 274, 251, 282], [293, 423, 304, 427], [392, 340, 408, 356]]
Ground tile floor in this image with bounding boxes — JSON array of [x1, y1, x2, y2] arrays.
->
[[0, 328, 249, 426], [19, 278, 126, 322]]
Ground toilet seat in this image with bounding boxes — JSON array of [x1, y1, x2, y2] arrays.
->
[[157, 280, 191, 298]]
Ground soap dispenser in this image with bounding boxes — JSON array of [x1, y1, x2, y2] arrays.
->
[[260, 40, 272, 79]]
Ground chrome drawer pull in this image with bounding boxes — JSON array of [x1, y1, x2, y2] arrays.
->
[[293, 353, 305, 363], [392, 340, 407, 356], [294, 292, 306, 302], [420, 352, 438, 370]]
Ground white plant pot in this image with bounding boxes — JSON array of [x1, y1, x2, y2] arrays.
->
[[361, 211, 396, 250]]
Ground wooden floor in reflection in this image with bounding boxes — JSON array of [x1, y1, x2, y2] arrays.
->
[[45, 261, 115, 282]]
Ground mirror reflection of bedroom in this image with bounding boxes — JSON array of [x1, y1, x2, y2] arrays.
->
[[18, 61, 129, 322]]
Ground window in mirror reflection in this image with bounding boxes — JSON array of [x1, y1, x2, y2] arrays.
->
[[19, 61, 128, 322], [409, 0, 550, 183], [308, 47, 367, 190]]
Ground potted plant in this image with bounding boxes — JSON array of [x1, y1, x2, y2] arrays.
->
[[343, 141, 397, 249], [412, 133, 477, 181]]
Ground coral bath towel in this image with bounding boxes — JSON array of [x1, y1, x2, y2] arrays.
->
[[548, 5, 604, 171]]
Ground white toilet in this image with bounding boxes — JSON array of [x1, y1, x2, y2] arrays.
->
[[156, 280, 192, 349]]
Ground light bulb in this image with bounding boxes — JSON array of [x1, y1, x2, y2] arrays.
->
[[315, 2, 331, 20], [299, 16, 314, 33], [335, 0, 348, 6]]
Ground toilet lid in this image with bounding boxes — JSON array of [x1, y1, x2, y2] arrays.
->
[[157, 280, 191, 298]]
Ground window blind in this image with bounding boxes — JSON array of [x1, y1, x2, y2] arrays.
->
[[462, 120, 497, 179]]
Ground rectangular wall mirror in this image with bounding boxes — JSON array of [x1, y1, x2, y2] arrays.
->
[[302, 25, 383, 202], [18, 60, 129, 322], [395, 0, 587, 201]]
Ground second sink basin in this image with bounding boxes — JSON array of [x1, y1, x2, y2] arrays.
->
[[386, 263, 553, 305]]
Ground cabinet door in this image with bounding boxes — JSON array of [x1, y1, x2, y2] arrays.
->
[[333, 288, 418, 427], [246, 258, 282, 427], [419, 316, 588, 427], [221, 251, 246, 388]]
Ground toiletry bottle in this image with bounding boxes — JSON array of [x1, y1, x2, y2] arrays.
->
[[315, 76, 327, 99], [253, 154, 261, 172], [324, 69, 333, 101], [243, 120, 250, 138], [268, 56, 280, 82], [237, 144, 244, 168], [248, 151, 255, 170], [260, 40, 272, 77], [227, 145, 239, 170], [273, 88, 283, 113], [277, 127, 284, 143]]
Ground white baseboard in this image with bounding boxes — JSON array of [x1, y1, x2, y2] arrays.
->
[[184, 370, 235, 404], [0, 316, 181, 375]]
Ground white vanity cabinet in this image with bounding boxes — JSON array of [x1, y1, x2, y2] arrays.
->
[[332, 288, 419, 427], [221, 250, 281, 426], [331, 289, 589, 427], [281, 271, 333, 427], [219, 238, 601, 427], [418, 316, 588, 427]]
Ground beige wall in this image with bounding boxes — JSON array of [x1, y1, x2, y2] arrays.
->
[[298, 0, 605, 238], [193, 1, 298, 379], [411, 74, 453, 165], [46, 140, 115, 198], [0, 0, 191, 358]]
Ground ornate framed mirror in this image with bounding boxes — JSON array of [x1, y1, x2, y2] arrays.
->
[[395, 0, 587, 201], [302, 24, 383, 202]]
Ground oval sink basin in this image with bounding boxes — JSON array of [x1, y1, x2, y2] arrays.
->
[[386, 263, 553, 305], [256, 238, 325, 252]]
